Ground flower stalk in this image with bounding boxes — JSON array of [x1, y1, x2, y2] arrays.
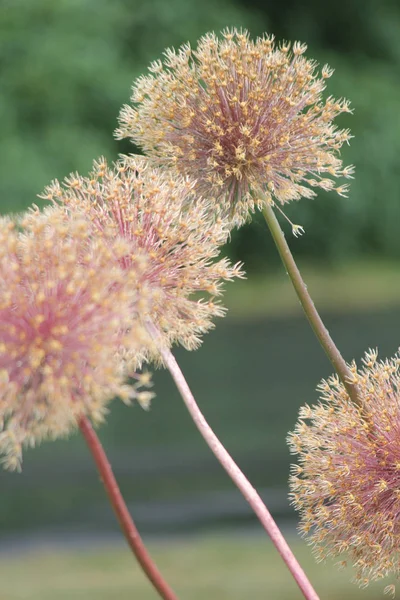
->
[[146, 321, 320, 600], [79, 415, 178, 600], [262, 202, 361, 408]]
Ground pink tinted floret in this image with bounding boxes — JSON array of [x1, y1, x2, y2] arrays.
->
[[42, 157, 244, 354], [117, 29, 353, 226], [288, 349, 400, 594], [0, 207, 148, 470]]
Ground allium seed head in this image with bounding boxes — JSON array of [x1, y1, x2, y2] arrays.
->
[[41, 157, 244, 354], [288, 349, 400, 593], [116, 28, 353, 226], [0, 207, 149, 470]]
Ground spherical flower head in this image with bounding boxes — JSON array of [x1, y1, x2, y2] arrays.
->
[[41, 157, 244, 354], [288, 349, 400, 594], [0, 207, 149, 471], [116, 28, 354, 227]]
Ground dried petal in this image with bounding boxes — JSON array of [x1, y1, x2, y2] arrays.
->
[[117, 28, 353, 226]]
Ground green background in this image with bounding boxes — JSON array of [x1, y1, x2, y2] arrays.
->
[[2, 0, 400, 268], [1, 0, 400, 597]]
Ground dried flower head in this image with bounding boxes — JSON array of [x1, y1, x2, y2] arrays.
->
[[41, 157, 244, 354], [288, 349, 400, 594], [0, 207, 149, 471], [116, 28, 353, 226]]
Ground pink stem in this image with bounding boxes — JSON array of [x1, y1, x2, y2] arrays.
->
[[146, 322, 320, 600], [79, 415, 178, 600]]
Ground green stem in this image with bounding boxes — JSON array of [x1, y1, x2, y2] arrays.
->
[[262, 203, 361, 407]]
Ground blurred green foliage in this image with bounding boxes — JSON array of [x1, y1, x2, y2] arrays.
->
[[0, 0, 260, 211], [1, 0, 400, 270]]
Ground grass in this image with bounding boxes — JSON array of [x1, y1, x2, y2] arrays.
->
[[1, 534, 390, 599]]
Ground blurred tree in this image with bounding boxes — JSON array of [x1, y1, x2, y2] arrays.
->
[[229, 0, 400, 269], [1, 0, 400, 270], [238, 0, 400, 62], [0, 0, 262, 212]]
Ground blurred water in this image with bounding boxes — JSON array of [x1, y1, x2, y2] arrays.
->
[[1, 307, 399, 536]]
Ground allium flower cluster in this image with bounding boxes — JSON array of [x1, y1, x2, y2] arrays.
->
[[41, 157, 243, 353], [117, 28, 353, 226], [288, 350, 400, 594], [0, 207, 149, 470]]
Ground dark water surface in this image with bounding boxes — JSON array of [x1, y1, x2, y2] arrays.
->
[[1, 307, 399, 534]]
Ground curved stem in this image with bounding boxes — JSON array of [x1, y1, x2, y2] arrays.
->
[[262, 203, 361, 407], [78, 415, 178, 600], [146, 322, 320, 600]]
